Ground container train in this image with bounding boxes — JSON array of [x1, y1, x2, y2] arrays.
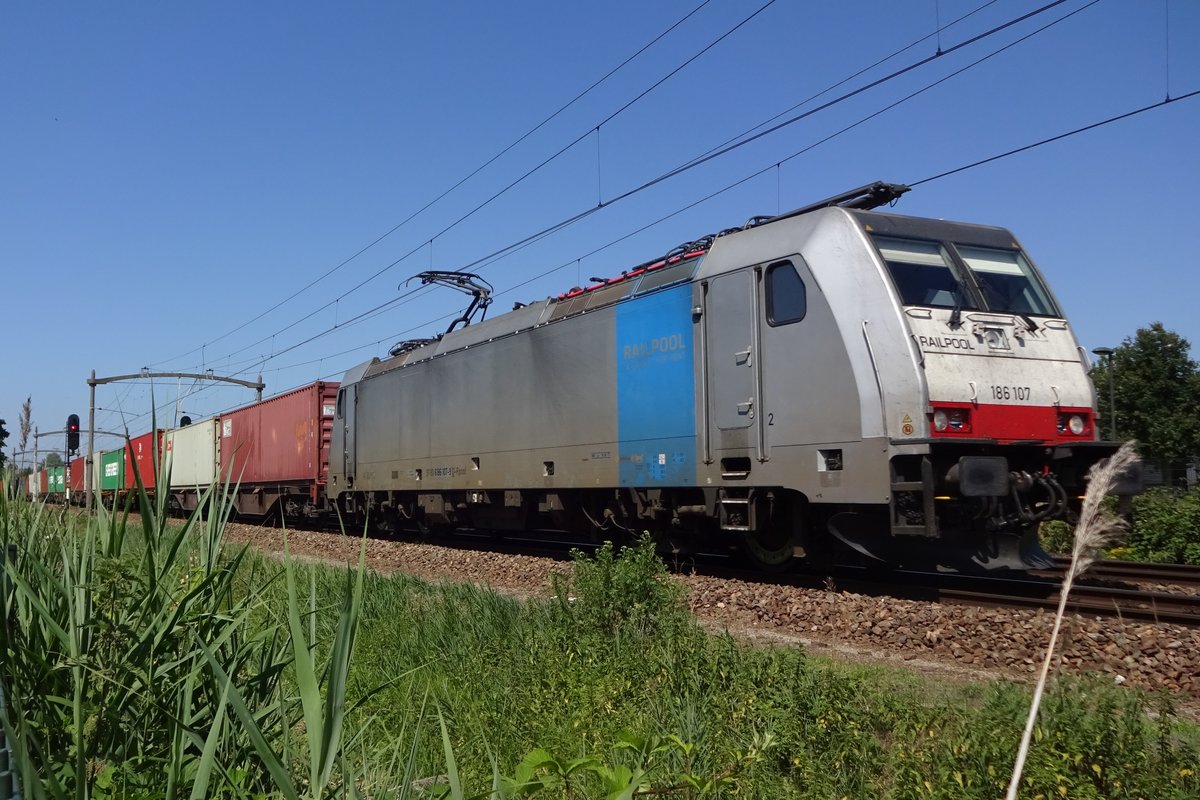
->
[[23, 182, 1136, 571], [24, 382, 337, 521]]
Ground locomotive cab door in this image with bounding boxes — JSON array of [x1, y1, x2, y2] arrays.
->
[[704, 269, 760, 455], [703, 258, 856, 466], [339, 385, 357, 488]]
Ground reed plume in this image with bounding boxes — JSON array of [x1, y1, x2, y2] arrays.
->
[[1005, 441, 1139, 799]]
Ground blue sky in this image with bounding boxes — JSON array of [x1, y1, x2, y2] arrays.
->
[[3, 0, 1198, 463]]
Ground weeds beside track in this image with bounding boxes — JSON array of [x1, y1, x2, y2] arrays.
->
[[2, 495, 1199, 798]]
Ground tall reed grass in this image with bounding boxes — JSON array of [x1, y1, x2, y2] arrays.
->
[[1006, 442, 1141, 799], [0, 463, 388, 798]]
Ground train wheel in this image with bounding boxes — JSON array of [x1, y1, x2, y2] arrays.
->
[[738, 492, 797, 570], [739, 528, 794, 569]]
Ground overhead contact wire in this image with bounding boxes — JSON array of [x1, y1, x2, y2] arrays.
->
[[153, 0, 716, 368], [173, 0, 779, 374], [179, 0, 1101, 384], [679, 0, 1001, 170], [233, 0, 1095, 378], [400, 0, 1083, 280], [911, 89, 1200, 186]]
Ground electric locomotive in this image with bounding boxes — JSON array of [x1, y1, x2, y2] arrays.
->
[[329, 182, 1133, 571]]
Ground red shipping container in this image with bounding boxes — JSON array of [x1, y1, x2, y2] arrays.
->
[[69, 457, 86, 493], [217, 381, 338, 495], [124, 430, 168, 490], [38, 470, 48, 494]]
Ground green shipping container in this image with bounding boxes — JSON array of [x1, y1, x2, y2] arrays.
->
[[48, 466, 65, 492], [100, 449, 125, 491]]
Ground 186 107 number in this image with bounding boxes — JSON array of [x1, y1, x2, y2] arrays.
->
[[991, 385, 1031, 401]]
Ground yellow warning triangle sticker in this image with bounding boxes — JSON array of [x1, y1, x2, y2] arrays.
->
[[901, 414, 912, 424]]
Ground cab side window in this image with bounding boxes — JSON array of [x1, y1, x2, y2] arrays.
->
[[336, 388, 345, 420], [765, 260, 806, 325]]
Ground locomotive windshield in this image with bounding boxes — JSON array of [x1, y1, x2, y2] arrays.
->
[[872, 235, 1060, 317], [955, 245, 1057, 316], [874, 238, 973, 309]]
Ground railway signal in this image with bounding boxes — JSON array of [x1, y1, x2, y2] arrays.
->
[[66, 414, 80, 454]]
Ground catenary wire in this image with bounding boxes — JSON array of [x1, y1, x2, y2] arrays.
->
[[911, 89, 1200, 187], [172, 0, 1066, 378], [678, 0, 1001, 172], [87, 73, 1200, 435], [114, 2, 1181, 423], [152, 0, 754, 370], [186, 0, 782, 375], [375, 0, 1091, 287], [198, 0, 1103, 386]]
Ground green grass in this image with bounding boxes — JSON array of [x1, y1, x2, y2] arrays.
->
[[2, 492, 1198, 798], [278, 537, 1200, 799]]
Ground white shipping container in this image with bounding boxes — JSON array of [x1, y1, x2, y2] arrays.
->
[[89, 451, 103, 494], [166, 419, 219, 489]]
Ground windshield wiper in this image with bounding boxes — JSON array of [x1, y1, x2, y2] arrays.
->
[[948, 303, 963, 330]]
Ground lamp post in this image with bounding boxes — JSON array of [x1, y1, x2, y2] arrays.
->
[[1092, 347, 1116, 441]]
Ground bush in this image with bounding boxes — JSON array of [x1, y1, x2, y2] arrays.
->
[[1125, 486, 1200, 564], [552, 534, 689, 639], [1041, 486, 1200, 564], [1038, 519, 1074, 555]]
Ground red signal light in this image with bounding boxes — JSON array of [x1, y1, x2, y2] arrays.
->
[[66, 414, 80, 453]]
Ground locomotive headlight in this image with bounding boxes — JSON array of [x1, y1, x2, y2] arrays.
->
[[931, 406, 971, 435], [1057, 412, 1088, 436]]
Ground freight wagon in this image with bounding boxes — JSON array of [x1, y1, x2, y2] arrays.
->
[[163, 381, 338, 521]]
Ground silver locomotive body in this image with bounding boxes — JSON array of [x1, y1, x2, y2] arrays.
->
[[331, 188, 1123, 570]]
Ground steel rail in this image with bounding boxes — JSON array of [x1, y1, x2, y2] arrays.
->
[[1049, 557, 1200, 589]]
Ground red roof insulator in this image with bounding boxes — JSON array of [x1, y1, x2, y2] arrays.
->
[[645, 260, 667, 272]]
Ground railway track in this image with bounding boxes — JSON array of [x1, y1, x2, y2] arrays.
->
[[237, 521, 1200, 628], [1050, 556, 1200, 589], [412, 530, 1200, 627], [927, 573, 1200, 627]]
